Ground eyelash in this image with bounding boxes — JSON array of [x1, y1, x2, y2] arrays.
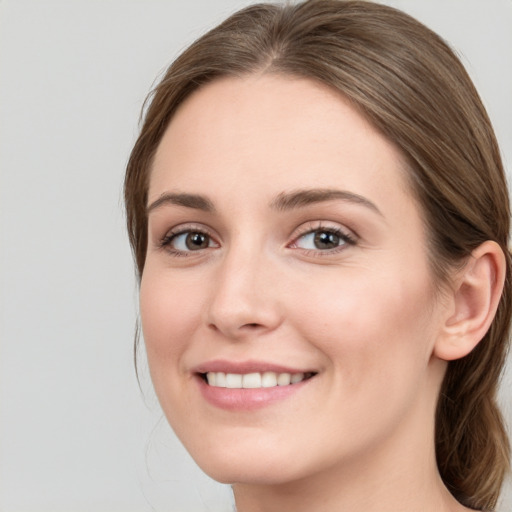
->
[[158, 223, 357, 257], [158, 224, 217, 257], [288, 223, 357, 256]]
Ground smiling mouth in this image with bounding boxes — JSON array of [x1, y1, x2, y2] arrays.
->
[[200, 371, 317, 389]]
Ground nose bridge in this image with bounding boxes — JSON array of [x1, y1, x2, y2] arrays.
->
[[205, 237, 281, 338]]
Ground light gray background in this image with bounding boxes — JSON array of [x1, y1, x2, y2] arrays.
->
[[0, 1, 511, 511]]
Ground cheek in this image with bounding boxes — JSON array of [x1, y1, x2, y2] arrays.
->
[[139, 268, 202, 372], [139, 267, 210, 436], [290, 266, 437, 394]]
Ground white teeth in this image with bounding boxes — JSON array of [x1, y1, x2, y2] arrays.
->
[[261, 371, 278, 387], [206, 372, 216, 386], [226, 373, 243, 388], [291, 372, 305, 384], [216, 372, 226, 387], [205, 371, 310, 389], [242, 372, 261, 388], [277, 373, 291, 386]]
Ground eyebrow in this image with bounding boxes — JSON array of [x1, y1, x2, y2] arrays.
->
[[269, 188, 383, 216], [147, 193, 215, 214], [146, 188, 382, 217]]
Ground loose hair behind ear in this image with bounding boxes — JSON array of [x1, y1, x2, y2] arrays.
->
[[125, 1, 511, 509]]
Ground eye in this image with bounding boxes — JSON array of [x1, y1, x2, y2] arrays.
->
[[291, 226, 356, 252], [160, 228, 218, 255]]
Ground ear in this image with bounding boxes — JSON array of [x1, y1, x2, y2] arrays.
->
[[434, 241, 506, 361]]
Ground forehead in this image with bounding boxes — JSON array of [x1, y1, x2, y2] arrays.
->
[[149, 74, 413, 219]]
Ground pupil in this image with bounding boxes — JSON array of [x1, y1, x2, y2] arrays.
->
[[186, 232, 208, 250], [314, 231, 339, 249]]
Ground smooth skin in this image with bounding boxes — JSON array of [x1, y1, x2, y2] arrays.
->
[[140, 74, 505, 512]]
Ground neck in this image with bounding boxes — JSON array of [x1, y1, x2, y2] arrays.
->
[[233, 442, 467, 512], [233, 455, 464, 512]]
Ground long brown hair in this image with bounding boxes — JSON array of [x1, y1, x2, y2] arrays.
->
[[124, 1, 511, 509]]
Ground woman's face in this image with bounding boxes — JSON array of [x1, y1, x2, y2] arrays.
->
[[141, 75, 449, 485]]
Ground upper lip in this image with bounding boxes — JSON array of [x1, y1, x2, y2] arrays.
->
[[192, 359, 316, 375]]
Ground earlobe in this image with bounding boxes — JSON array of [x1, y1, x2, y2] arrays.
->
[[434, 241, 506, 361]]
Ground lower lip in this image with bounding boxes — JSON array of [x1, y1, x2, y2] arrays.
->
[[196, 376, 311, 411]]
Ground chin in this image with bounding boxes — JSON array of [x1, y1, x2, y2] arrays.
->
[[181, 437, 311, 486], [200, 459, 304, 486]]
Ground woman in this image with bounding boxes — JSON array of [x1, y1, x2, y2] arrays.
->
[[124, 1, 511, 511]]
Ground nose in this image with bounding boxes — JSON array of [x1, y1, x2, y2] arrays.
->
[[204, 246, 283, 340]]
